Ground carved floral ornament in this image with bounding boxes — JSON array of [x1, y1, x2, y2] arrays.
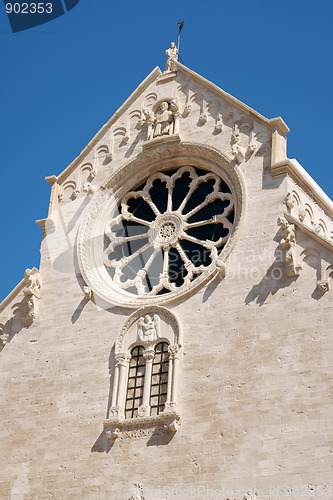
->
[[78, 142, 245, 308]]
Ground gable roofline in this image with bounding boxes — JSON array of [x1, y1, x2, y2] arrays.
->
[[48, 61, 333, 220], [175, 61, 289, 136], [0, 277, 25, 314], [51, 62, 290, 185], [55, 66, 162, 184]]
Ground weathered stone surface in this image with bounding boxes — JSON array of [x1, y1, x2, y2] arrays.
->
[[0, 46, 332, 500]]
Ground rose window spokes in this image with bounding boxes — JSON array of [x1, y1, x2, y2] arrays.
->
[[103, 167, 235, 296]]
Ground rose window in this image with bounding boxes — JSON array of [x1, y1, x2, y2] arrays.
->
[[103, 167, 235, 297]]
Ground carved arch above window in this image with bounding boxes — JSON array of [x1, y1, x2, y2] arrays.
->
[[104, 306, 182, 439]]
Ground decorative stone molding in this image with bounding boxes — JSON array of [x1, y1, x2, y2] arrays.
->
[[0, 327, 9, 346], [105, 307, 182, 439], [105, 411, 180, 441], [284, 188, 333, 250], [320, 264, 333, 291], [83, 286, 92, 300], [0, 333, 10, 346], [78, 142, 246, 308], [21, 268, 42, 326], [137, 314, 160, 343], [277, 217, 302, 277], [300, 248, 332, 293], [231, 123, 256, 164], [103, 166, 234, 298]]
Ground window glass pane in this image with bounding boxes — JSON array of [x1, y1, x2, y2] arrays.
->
[[150, 342, 169, 415], [125, 345, 145, 419]]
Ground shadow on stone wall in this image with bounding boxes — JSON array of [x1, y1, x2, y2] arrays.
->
[[0, 298, 28, 353]]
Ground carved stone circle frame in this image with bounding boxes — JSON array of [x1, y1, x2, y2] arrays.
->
[[78, 141, 246, 308]]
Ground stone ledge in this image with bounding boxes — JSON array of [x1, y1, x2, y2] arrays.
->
[[104, 410, 180, 439], [142, 134, 181, 151]]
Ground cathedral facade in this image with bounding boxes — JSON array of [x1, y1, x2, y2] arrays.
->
[[0, 45, 332, 499]]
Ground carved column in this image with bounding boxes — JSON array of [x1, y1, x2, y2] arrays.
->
[[111, 360, 120, 408], [164, 347, 174, 410], [169, 344, 181, 410], [114, 353, 130, 418], [138, 348, 155, 417]]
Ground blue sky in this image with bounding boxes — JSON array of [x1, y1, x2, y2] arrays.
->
[[0, 0, 332, 301]]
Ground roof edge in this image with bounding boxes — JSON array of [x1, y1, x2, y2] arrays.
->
[[272, 158, 333, 216], [56, 66, 162, 184], [0, 277, 26, 314], [175, 61, 289, 136]]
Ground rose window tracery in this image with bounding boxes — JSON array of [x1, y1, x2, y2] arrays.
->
[[103, 167, 235, 297]]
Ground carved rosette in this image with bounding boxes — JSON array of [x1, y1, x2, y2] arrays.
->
[[78, 142, 245, 308], [103, 167, 235, 298]]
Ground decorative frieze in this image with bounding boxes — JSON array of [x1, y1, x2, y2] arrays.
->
[[231, 122, 256, 164], [284, 188, 333, 249]]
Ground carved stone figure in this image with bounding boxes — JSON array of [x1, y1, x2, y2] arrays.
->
[[165, 42, 178, 72], [285, 192, 296, 210], [277, 217, 302, 277], [129, 483, 145, 500], [0, 333, 10, 346], [231, 124, 256, 163], [140, 108, 155, 140], [169, 99, 181, 134], [153, 101, 174, 137], [22, 268, 42, 326], [24, 268, 41, 298], [137, 314, 159, 343], [84, 286, 92, 300]]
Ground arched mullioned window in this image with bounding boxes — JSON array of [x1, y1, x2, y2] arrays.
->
[[105, 307, 181, 439], [125, 341, 170, 418]]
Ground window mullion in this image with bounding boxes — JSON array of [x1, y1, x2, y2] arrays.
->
[[169, 344, 180, 410], [138, 348, 155, 417], [113, 353, 131, 418]]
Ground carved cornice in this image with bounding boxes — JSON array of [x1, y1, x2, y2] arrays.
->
[[283, 186, 333, 251], [285, 213, 333, 252], [272, 159, 333, 218], [175, 61, 289, 136], [55, 67, 162, 185]]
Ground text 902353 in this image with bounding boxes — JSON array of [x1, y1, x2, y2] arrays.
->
[[6, 3, 53, 14]]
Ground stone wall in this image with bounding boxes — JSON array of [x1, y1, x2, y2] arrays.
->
[[0, 65, 332, 500]]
